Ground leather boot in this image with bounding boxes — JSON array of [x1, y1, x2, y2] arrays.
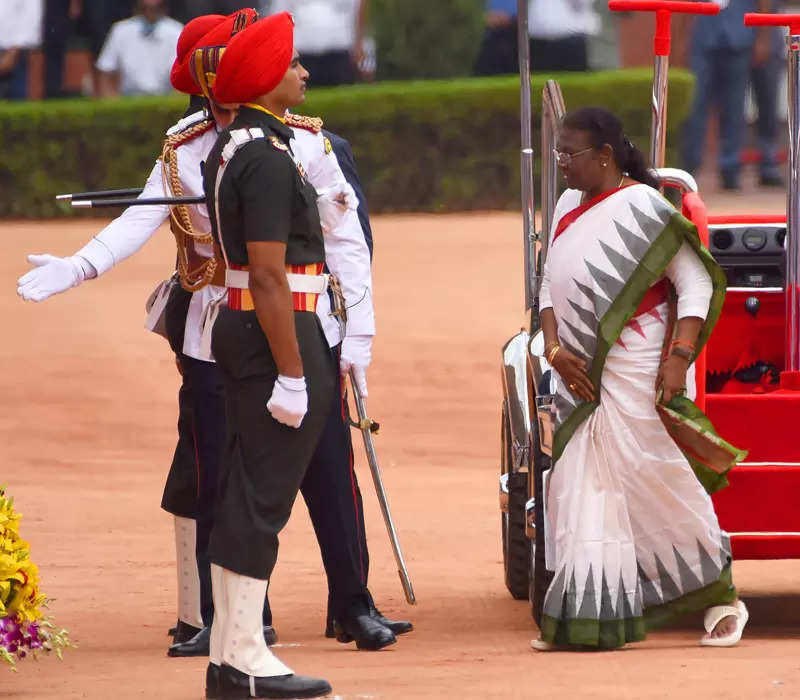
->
[[169, 625, 210, 657], [173, 620, 203, 644], [217, 663, 331, 699]]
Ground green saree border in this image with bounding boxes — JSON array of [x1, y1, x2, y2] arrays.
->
[[552, 206, 727, 463], [644, 562, 736, 630], [539, 563, 736, 649]]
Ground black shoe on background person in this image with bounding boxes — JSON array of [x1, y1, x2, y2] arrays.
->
[[173, 620, 203, 644], [263, 625, 278, 646], [216, 663, 331, 699], [325, 592, 413, 638], [170, 625, 278, 657], [168, 625, 210, 657], [334, 613, 396, 651]]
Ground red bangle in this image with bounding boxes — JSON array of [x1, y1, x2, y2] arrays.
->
[[670, 339, 695, 351]]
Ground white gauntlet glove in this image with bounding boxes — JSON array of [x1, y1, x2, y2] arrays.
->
[[17, 254, 95, 302], [316, 182, 357, 234], [340, 334, 372, 397], [266, 374, 308, 429]]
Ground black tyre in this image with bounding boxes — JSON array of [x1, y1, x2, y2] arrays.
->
[[501, 402, 530, 600], [528, 417, 554, 625]]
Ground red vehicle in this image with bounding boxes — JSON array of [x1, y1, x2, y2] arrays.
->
[[499, 2, 800, 623]]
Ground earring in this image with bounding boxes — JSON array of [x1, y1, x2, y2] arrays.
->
[[602, 162, 608, 168]]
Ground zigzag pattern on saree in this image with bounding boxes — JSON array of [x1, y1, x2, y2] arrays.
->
[[543, 537, 730, 623], [553, 192, 675, 431]]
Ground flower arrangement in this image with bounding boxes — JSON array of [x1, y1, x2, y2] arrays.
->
[[0, 486, 71, 669]]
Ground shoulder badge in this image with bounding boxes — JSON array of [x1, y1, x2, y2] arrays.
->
[[165, 110, 208, 136], [284, 112, 324, 134], [269, 135, 289, 152], [324, 137, 333, 155]]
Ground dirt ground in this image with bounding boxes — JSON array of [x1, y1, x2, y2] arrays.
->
[[1, 206, 798, 699]]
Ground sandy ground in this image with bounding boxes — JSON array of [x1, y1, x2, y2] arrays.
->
[[1, 203, 798, 699]]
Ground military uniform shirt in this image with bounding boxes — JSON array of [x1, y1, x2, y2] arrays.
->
[[204, 106, 325, 267]]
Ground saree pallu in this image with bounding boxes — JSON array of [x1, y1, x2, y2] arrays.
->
[[541, 185, 738, 648]]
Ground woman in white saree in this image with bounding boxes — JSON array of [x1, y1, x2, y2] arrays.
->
[[532, 107, 749, 651]]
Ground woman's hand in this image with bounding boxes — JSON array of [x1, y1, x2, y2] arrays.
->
[[551, 347, 595, 402], [656, 355, 690, 403]]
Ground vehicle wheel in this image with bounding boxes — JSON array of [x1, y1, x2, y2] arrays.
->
[[501, 401, 530, 600], [528, 420, 553, 625]]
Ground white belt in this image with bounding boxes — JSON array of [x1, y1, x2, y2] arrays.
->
[[225, 269, 329, 295]]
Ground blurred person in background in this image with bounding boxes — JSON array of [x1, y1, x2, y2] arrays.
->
[[474, 0, 518, 76], [170, 0, 252, 23], [749, 6, 785, 186], [528, 0, 599, 72], [95, 0, 183, 96], [0, 0, 43, 100], [76, 0, 133, 94], [683, 0, 773, 191], [43, 0, 82, 99], [588, 0, 625, 71], [267, 0, 367, 85]]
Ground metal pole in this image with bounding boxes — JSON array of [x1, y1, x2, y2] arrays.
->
[[541, 80, 566, 266], [650, 53, 669, 169], [787, 34, 800, 371], [518, 0, 536, 312]]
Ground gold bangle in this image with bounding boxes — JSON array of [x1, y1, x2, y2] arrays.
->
[[547, 345, 561, 364]]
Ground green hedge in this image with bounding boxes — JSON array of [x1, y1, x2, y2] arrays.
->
[[370, 0, 485, 80], [0, 69, 694, 218]]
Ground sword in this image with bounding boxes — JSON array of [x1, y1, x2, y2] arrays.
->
[[348, 371, 416, 605]]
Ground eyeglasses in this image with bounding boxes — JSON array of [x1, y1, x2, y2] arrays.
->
[[553, 146, 593, 166]]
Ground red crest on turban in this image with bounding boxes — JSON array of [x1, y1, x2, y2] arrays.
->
[[170, 8, 261, 95], [214, 12, 295, 105], [170, 14, 226, 95]]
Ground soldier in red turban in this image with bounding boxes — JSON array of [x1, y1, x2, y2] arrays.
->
[[200, 12, 333, 699]]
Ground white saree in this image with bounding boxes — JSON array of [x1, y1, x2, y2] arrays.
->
[[539, 184, 736, 648]]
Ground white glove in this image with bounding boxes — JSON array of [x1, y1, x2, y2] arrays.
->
[[266, 374, 308, 428], [316, 182, 357, 234], [340, 334, 372, 397], [17, 254, 94, 302]]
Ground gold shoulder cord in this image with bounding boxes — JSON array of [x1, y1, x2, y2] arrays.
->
[[160, 119, 219, 292]]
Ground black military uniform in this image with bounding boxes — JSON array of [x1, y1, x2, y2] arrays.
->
[[203, 104, 335, 580]]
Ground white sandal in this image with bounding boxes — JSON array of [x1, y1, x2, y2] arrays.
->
[[530, 638, 557, 651], [700, 599, 748, 647]]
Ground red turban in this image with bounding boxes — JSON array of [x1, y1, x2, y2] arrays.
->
[[170, 8, 260, 95], [214, 12, 295, 105], [170, 14, 226, 94]]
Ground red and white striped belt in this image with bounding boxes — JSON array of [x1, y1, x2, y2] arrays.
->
[[226, 263, 327, 312]]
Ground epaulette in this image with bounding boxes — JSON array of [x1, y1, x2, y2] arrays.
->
[[285, 112, 324, 134], [167, 119, 215, 149], [165, 110, 209, 136]]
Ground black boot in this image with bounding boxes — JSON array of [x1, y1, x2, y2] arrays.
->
[[217, 663, 331, 699], [368, 595, 413, 636], [263, 625, 278, 646], [334, 613, 396, 651], [173, 620, 203, 644], [169, 625, 210, 657]]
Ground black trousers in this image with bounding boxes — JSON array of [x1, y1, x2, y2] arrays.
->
[[301, 369, 370, 619], [161, 286, 196, 519], [474, 24, 519, 76], [530, 35, 588, 73], [207, 308, 335, 580], [161, 293, 370, 622]]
